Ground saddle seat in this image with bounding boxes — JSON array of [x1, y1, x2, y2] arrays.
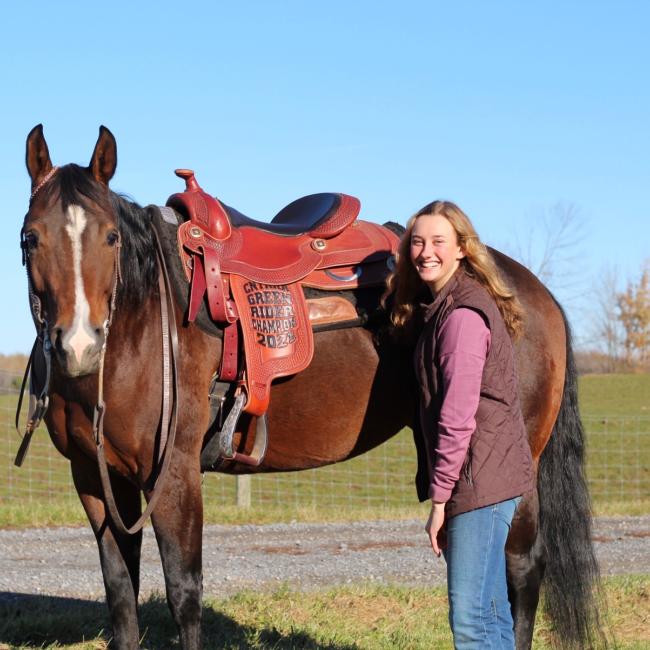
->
[[224, 193, 358, 238], [168, 169, 360, 240]]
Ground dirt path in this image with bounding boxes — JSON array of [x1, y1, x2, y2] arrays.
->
[[1, 516, 648, 600]]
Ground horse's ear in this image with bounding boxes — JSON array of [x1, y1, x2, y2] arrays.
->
[[26, 124, 53, 188], [89, 126, 117, 186]]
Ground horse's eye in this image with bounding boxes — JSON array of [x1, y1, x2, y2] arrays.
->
[[107, 230, 120, 246], [23, 230, 39, 251]]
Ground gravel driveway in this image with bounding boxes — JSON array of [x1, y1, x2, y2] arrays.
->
[[0, 516, 648, 601]]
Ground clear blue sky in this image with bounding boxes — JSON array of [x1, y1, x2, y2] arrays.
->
[[1, 1, 648, 353]]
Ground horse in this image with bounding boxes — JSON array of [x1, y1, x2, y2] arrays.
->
[[19, 124, 601, 649]]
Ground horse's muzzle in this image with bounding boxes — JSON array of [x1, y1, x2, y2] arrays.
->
[[52, 324, 105, 377]]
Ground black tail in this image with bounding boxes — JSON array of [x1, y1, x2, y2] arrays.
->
[[537, 309, 604, 647]]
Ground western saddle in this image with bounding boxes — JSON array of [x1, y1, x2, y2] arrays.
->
[[167, 170, 398, 469]]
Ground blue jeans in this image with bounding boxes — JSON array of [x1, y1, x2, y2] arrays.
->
[[443, 497, 520, 649]]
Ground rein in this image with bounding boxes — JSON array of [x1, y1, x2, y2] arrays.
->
[[14, 328, 51, 466], [93, 227, 179, 535], [14, 228, 53, 466]]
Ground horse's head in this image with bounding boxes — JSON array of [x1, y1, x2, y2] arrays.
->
[[23, 125, 121, 377]]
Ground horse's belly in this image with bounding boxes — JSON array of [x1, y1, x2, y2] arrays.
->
[[257, 327, 411, 470]]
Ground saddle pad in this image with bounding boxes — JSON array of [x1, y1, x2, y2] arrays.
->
[[230, 276, 314, 416]]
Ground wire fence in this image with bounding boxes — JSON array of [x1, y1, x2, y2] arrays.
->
[[1, 369, 649, 512]]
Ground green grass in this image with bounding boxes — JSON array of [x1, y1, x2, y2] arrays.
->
[[0, 576, 647, 649], [1, 374, 649, 528], [579, 373, 650, 417]]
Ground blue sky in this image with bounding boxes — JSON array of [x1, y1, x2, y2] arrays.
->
[[1, 1, 648, 353]]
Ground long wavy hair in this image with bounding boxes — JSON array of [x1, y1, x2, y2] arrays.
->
[[383, 200, 524, 338]]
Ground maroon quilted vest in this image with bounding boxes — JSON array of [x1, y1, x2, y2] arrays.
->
[[413, 269, 534, 517]]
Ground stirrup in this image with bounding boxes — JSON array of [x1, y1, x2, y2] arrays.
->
[[200, 389, 268, 470]]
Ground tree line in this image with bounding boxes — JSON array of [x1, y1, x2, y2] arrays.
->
[[584, 261, 650, 373]]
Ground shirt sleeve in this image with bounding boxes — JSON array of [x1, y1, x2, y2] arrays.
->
[[429, 307, 491, 503]]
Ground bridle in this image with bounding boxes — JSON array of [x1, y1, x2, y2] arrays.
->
[[16, 174, 180, 535]]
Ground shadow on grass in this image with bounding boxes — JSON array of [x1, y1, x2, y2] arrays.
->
[[0, 591, 360, 649]]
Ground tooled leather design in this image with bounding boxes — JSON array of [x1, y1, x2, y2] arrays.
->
[[178, 220, 398, 286], [167, 173, 232, 241], [230, 276, 314, 416], [309, 194, 361, 239], [315, 222, 397, 268]]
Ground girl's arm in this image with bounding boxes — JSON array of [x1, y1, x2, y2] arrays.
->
[[429, 307, 490, 503]]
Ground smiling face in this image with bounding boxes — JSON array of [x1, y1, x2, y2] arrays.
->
[[409, 214, 465, 294]]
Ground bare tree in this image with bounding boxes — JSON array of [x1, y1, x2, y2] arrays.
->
[[587, 266, 624, 372], [510, 202, 587, 298]]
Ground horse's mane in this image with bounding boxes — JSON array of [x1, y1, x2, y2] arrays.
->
[[43, 164, 158, 307]]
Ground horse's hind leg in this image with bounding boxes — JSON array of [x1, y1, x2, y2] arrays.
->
[[71, 452, 143, 650], [506, 490, 546, 650], [150, 454, 203, 650]]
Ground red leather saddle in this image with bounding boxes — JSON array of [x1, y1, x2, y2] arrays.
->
[[167, 170, 398, 464]]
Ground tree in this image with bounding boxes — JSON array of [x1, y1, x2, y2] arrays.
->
[[617, 261, 650, 369], [588, 266, 624, 372], [510, 202, 587, 299]]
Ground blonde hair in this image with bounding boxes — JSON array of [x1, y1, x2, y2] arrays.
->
[[383, 200, 524, 338]]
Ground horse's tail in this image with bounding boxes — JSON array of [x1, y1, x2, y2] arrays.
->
[[537, 307, 604, 647]]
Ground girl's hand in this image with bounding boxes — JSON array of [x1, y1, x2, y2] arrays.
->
[[425, 502, 446, 556]]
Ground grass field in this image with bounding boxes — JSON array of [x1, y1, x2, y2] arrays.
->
[[578, 373, 650, 416], [0, 575, 647, 649], [1, 373, 648, 527]]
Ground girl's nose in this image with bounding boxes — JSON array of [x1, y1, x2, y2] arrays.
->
[[421, 241, 434, 257]]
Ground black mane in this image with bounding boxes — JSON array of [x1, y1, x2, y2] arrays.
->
[[42, 164, 158, 307], [110, 193, 159, 306]]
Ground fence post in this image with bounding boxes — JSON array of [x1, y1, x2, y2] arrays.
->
[[236, 475, 251, 508]]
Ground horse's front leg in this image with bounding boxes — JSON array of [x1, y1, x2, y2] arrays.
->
[[70, 450, 143, 650], [150, 449, 203, 650], [506, 489, 545, 650]]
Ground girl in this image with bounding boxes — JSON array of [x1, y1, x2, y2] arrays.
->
[[384, 200, 534, 649]]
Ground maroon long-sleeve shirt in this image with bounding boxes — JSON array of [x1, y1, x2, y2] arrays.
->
[[429, 307, 491, 503]]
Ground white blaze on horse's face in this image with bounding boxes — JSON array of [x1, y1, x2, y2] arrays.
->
[[62, 204, 97, 368]]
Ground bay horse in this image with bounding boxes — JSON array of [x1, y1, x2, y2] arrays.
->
[[19, 125, 601, 649]]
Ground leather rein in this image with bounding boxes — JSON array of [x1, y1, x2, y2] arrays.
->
[[16, 211, 179, 536], [93, 228, 180, 535]]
